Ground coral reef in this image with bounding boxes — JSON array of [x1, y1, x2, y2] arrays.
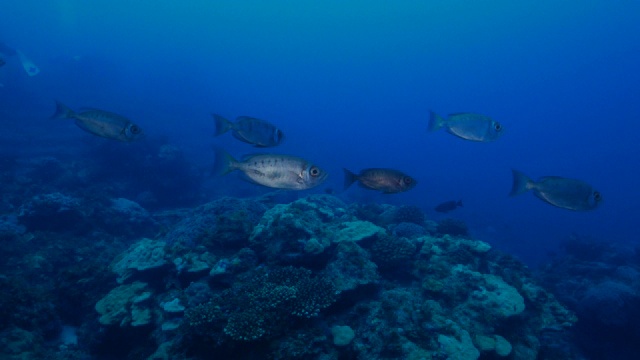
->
[[18, 192, 88, 232], [111, 238, 171, 284], [94, 282, 155, 327], [249, 195, 355, 265], [539, 237, 640, 359], [392, 221, 426, 238], [436, 218, 470, 238], [1, 192, 579, 359], [185, 266, 337, 342], [163, 197, 267, 251], [371, 234, 418, 270]]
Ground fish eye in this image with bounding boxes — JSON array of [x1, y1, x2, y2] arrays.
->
[[130, 125, 141, 134], [403, 177, 413, 184], [494, 122, 502, 131], [309, 166, 321, 177], [593, 191, 602, 201]]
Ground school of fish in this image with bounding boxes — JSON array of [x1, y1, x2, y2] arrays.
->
[[49, 98, 601, 211]]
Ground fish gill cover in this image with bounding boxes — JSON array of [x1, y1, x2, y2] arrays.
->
[[0, 1, 639, 359]]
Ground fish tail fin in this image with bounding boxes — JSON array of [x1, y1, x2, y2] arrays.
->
[[343, 168, 358, 190], [458, 200, 463, 207], [428, 111, 446, 132], [509, 169, 533, 197], [212, 147, 237, 176], [213, 114, 233, 136], [51, 101, 75, 119]]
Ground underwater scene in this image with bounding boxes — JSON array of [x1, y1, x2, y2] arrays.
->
[[1, 1, 640, 359]]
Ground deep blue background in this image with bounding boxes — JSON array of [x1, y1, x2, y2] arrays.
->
[[1, 1, 639, 265]]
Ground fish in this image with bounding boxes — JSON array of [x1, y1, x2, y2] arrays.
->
[[428, 111, 504, 142], [213, 114, 284, 147], [343, 168, 416, 194], [509, 169, 602, 211], [51, 101, 143, 142], [0, 58, 5, 67], [213, 149, 328, 190], [434, 200, 463, 213]]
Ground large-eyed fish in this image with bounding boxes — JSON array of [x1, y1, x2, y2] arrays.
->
[[343, 168, 416, 194], [509, 169, 602, 211], [214, 149, 327, 190], [213, 114, 284, 147], [429, 111, 504, 142], [51, 101, 143, 142]]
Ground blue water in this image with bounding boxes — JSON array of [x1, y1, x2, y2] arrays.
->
[[5, 0, 636, 264], [1, 2, 639, 357]]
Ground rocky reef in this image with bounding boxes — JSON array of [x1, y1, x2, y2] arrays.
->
[[0, 153, 584, 360], [0, 192, 578, 359], [538, 235, 640, 359]]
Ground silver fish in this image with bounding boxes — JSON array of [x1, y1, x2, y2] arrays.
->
[[509, 169, 602, 211], [343, 168, 416, 194], [213, 114, 284, 147], [428, 111, 504, 142], [51, 101, 143, 142], [214, 149, 327, 190]]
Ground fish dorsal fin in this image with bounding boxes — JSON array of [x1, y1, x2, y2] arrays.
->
[[82, 108, 131, 122], [236, 116, 262, 121], [78, 107, 103, 112], [240, 153, 268, 161], [539, 176, 565, 181]]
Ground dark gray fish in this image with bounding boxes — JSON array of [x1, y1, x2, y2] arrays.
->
[[343, 168, 416, 194], [435, 200, 463, 213], [428, 111, 504, 142], [509, 169, 602, 211], [213, 149, 327, 190], [51, 101, 143, 142], [213, 114, 284, 147]]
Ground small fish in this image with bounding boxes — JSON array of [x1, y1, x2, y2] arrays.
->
[[213, 114, 284, 147], [51, 101, 143, 142], [435, 200, 463, 213], [509, 169, 602, 211], [0, 58, 5, 67], [343, 168, 416, 194], [213, 149, 327, 190], [428, 111, 504, 142]]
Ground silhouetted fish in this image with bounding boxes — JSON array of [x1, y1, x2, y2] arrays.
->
[[434, 200, 463, 213], [509, 169, 602, 211], [213, 114, 284, 147], [343, 168, 416, 194], [51, 101, 143, 142], [428, 111, 504, 142]]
